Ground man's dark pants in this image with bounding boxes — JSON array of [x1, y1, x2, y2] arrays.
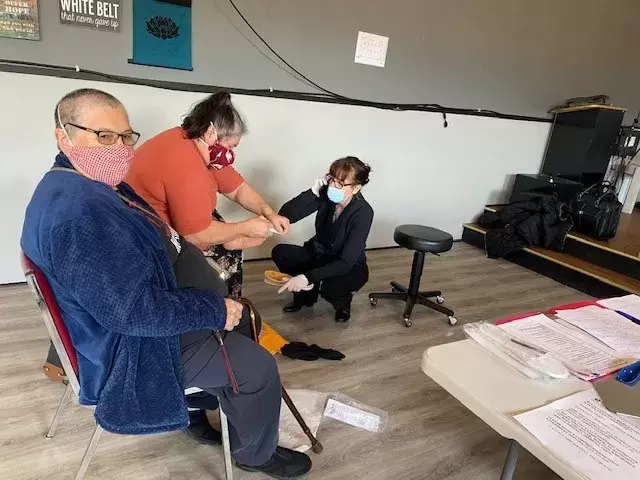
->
[[180, 309, 280, 466]]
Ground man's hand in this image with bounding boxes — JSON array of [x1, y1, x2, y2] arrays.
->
[[224, 298, 243, 331], [266, 213, 291, 235], [243, 216, 272, 239], [278, 274, 314, 294]]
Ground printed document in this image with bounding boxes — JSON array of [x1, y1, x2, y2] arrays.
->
[[514, 390, 640, 480], [555, 306, 640, 357], [499, 314, 631, 379], [597, 295, 640, 322]]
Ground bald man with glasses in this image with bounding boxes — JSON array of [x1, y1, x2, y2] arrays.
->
[[22, 88, 311, 479]]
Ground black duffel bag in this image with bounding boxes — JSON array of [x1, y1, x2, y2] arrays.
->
[[569, 182, 622, 240]]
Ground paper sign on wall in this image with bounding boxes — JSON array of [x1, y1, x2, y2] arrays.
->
[[0, 0, 40, 40], [59, 0, 121, 32], [354, 31, 388, 68]]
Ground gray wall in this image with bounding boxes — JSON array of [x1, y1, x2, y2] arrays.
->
[[1, 0, 638, 119]]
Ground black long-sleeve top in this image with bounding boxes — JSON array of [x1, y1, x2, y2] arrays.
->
[[278, 187, 374, 284]]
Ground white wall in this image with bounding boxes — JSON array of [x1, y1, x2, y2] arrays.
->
[[0, 71, 550, 284]]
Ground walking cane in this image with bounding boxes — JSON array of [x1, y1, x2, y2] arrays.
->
[[281, 384, 324, 453], [241, 298, 324, 454]]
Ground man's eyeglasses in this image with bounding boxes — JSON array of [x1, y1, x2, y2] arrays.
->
[[65, 123, 141, 146], [328, 176, 354, 189]]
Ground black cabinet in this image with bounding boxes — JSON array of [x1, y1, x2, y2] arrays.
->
[[509, 174, 584, 204], [540, 105, 625, 186]]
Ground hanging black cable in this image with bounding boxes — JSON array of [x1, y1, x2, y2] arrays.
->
[[226, 0, 450, 127], [211, 1, 320, 92], [0, 58, 550, 124], [228, 0, 347, 99]]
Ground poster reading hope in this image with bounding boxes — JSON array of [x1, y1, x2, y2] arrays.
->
[[59, 0, 121, 32]]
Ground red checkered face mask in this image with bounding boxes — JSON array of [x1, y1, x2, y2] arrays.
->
[[66, 144, 134, 186], [57, 105, 134, 186]]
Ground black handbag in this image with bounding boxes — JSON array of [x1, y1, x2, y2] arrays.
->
[[569, 182, 622, 240]]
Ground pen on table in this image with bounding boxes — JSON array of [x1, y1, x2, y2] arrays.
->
[[509, 338, 596, 377], [510, 338, 546, 354]]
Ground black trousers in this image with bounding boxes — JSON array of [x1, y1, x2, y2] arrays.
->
[[180, 308, 280, 466], [272, 243, 368, 310], [183, 307, 256, 410]]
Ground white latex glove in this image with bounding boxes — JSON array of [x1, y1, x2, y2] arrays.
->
[[311, 176, 328, 197], [278, 274, 315, 294]]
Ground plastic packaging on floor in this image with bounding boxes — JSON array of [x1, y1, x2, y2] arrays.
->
[[279, 389, 328, 452], [463, 322, 570, 382], [279, 390, 388, 454], [323, 393, 388, 433]]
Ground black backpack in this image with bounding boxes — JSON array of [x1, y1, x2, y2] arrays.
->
[[569, 182, 622, 239]]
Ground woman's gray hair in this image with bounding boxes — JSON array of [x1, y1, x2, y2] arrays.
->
[[182, 91, 247, 140]]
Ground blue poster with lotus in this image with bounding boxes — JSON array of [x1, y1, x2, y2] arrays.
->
[[131, 0, 192, 71]]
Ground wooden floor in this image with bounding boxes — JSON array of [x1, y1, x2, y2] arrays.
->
[[0, 244, 588, 480]]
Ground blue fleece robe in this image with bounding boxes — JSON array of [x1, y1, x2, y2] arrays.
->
[[21, 154, 227, 435]]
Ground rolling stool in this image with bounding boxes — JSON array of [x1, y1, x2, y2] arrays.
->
[[369, 225, 457, 327]]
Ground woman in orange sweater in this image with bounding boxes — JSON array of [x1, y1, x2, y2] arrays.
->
[[125, 92, 290, 296]]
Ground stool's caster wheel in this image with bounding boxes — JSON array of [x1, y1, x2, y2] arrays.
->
[[392, 287, 401, 293], [403, 317, 412, 327], [436, 295, 445, 304], [369, 297, 378, 307], [448, 316, 458, 326]]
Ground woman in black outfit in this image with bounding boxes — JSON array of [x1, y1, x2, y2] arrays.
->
[[272, 157, 373, 322]]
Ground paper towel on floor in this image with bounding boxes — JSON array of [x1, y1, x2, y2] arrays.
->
[[278, 389, 328, 452]]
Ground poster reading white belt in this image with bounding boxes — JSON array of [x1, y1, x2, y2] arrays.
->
[[59, 0, 120, 32]]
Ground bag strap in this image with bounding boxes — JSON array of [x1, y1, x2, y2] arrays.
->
[[51, 167, 169, 232]]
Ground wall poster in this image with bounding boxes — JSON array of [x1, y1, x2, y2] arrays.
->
[[0, 0, 40, 40], [130, 0, 192, 71], [59, 0, 121, 33]]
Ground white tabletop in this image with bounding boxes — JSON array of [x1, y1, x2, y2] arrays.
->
[[422, 340, 592, 480]]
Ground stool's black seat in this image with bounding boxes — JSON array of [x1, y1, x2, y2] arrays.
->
[[393, 225, 453, 253]]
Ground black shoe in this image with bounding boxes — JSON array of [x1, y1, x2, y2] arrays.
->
[[183, 410, 222, 445], [236, 446, 312, 479], [283, 300, 314, 313], [335, 308, 351, 322]]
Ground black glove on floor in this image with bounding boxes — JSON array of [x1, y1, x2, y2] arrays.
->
[[281, 341, 345, 361]]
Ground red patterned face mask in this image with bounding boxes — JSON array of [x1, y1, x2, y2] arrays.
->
[[66, 144, 134, 186], [57, 105, 134, 186], [208, 143, 235, 170]]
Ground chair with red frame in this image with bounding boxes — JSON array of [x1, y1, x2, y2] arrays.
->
[[20, 253, 235, 480]]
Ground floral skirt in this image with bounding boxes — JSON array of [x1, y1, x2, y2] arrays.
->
[[203, 210, 243, 297]]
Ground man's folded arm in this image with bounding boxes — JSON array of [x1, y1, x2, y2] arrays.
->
[[51, 213, 227, 337]]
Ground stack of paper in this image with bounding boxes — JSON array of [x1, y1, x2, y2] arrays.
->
[[499, 314, 632, 380], [514, 390, 640, 480], [555, 305, 640, 358], [597, 294, 640, 323]]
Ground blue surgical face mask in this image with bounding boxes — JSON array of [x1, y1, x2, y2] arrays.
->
[[327, 186, 345, 203]]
